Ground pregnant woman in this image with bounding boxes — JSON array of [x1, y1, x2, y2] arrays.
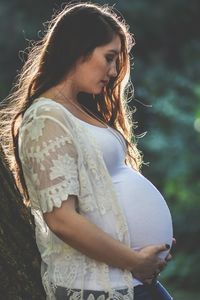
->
[[1, 3, 173, 299]]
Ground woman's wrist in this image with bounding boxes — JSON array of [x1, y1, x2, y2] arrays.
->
[[125, 250, 141, 272]]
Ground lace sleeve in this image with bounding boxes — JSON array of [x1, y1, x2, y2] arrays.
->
[[20, 113, 80, 213]]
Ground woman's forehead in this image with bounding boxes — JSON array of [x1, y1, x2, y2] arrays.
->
[[98, 35, 122, 53]]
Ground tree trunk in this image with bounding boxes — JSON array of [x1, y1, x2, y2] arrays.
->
[[0, 145, 45, 300]]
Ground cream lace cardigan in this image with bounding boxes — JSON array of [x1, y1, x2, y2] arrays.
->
[[18, 98, 134, 299]]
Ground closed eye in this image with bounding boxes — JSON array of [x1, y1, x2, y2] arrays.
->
[[105, 55, 115, 63]]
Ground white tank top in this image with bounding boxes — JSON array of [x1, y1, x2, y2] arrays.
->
[[79, 119, 173, 286]]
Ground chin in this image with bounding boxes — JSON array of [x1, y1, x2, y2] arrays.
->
[[94, 91, 102, 95], [94, 87, 105, 95], [84, 85, 104, 95], [90, 91, 101, 96]]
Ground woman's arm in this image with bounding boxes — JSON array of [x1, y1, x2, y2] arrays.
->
[[43, 194, 168, 282]]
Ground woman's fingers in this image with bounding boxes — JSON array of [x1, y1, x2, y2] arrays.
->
[[165, 253, 172, 262], [155, 243, 170, 254], [158, 259, 167, 269], [132, 243, 171, 282], [163, 238, 175, 263], [134, 243, 174, 282]]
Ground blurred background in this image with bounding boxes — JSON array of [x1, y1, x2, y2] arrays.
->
[[0, 0, 199, 299]]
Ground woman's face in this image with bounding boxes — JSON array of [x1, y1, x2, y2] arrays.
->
[[73, 35, 122, 94]]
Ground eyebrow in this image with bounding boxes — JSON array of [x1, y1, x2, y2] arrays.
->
[[108, 49, 120, 55]]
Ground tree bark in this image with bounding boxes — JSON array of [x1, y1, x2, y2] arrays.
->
[[0, 145, 45, 299]]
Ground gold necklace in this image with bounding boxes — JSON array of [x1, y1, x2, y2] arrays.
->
[[56, 88, 127, 153], [55, 88, 108, 128]]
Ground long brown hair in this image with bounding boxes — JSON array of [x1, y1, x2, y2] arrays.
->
[[0, 2, 143, 203]]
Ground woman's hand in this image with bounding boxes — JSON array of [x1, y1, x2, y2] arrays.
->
[[165, 237, 176, 263], [134, 238, 176, 284], [131, 244, 169, 283]]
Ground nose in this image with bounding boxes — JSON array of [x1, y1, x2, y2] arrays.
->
[[108, 61, 118, 78]]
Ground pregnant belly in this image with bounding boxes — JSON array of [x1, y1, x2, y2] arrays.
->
[[112, 167, 173, 260]]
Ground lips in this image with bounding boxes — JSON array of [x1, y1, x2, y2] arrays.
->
[[101, 80, 109, 85]]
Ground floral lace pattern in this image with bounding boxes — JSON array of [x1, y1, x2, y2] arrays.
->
[[18, 98, 134, 299]]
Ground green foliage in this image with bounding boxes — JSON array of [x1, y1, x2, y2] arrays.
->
[[161, 252, 200, 290], [136, 63, 199, 196]]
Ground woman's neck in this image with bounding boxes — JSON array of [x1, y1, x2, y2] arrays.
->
[[41, 78, 80, 105]]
